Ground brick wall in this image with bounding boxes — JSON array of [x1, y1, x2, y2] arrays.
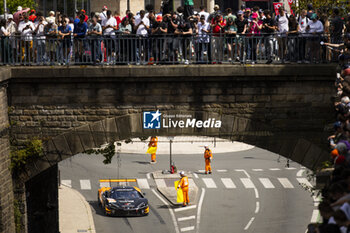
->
[[0, 84, 15, 233]]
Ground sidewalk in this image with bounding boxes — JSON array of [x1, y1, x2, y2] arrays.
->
[[59, 185, 96, 233], [119, 136, 254, 155]]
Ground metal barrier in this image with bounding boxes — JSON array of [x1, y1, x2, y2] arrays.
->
[[0, 33, 335, 66]]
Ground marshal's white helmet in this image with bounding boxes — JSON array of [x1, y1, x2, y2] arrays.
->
[[179, 171, 185, 176]]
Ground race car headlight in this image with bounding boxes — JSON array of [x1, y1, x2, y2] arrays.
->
[[137, 202, 146, 208]]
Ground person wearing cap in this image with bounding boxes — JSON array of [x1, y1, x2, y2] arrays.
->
[[100, 6, 108, 22], [6, 14, 16, 63], [177, 171, 189, 207], [204, 145, 213, 174], [18, 14, 34, 63], [208, 4, 220, 23], [305, 13, 323, 63], [184, 0, 194, 20], [247, 12, 262, 64], [244, 8, 251, 21], [151, 14, 167, 61], [46, 11, 56, 24], [148, 136, 158, 163], [81, 10, 88, 22]]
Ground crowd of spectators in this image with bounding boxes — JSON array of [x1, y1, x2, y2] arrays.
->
[[0, 3, 348, 65], [306, 35, 350, 232]]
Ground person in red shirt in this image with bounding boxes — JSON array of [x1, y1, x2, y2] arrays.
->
[[114, 11, 121, 30], [81, 10, 88, 22], [211, 14, 225, 63]]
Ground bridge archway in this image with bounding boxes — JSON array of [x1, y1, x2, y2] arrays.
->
[[20, 110, 329, 181]]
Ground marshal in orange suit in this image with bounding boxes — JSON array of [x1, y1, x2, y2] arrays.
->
[[204, 145, 213, 174], [177, 171, 189, 207], [148, 136, 158, 163]]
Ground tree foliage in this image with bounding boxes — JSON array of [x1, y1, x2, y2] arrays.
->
[[0, 0, 36, 14], [293, 0, 350, 16], [10, 139, 44, 172], [85, 143, 116, 164]]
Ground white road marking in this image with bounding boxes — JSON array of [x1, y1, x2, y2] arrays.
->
[[202, 178, 217, 188], [61, 180, 71, 188], [198, 170, 205, 173], [311, 210, 319, 223], [240, 178, 255, 188], [181, 226, 195, 232], [151, 189, 180, 233], [278, 178, 294, 188], [146, 173, 151, 179], [193, 173, 199, 179], [80, 180, 91, 190], [285, 167, 297, 170], [235, 169, 250, 178], [244, 217, 255, 230], [178, 215, 196, 222], [254, 188, 259, 198], [301, 166, 306, 169], [196, 188, 205, 233], [174, 205, 197, 212], [217, 169, 227, 172], [259, 178, 275, 189], [100, 182, 109, 188], [137, 179, 150, 189], [155, 179, 166, 188], [255, 201, 260, 213], [297, 178, 313, 188], [221, 178, 236, 189], [252, 169, 263, 171], [269, 168, 281, 171], [297, 169, 305, 177]]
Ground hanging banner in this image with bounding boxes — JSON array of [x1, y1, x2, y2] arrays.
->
[[288, 0, 294, 16], [273, 2, 283, 15]]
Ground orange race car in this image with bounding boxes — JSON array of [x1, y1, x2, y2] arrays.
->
[[97, 179, 149, 217]]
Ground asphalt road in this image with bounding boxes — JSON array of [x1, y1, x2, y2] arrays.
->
[[58, 146, 316, 233]]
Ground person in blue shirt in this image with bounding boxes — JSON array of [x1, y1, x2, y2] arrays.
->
[[58, 16, 72, 64], [73, 14, 88, 62]]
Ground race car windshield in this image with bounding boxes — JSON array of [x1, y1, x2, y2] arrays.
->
[[110, 190, 142, 199]]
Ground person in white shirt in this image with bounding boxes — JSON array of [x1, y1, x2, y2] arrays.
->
[[102, 10, 117, 63], [34, 15, 47, 63], [99, 6, 108, 22], [6, 15, 16, 63], [18, 14, 34, 63], [298, 9, 309, 62], [305, 13, 324, 63], [46, 11, 56, 25], [134, 10, 150, 64], [134, 10, 150, 36], [198, 6, 209, 22], [196, 15, 211, 62], [276, 6, 288, 62]]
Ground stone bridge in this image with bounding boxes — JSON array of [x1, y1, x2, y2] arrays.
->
[[0, 64, 336, 232]]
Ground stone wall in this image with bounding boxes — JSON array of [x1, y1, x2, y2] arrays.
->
[[8, 65, 335, 149], [0, 68, 15, 233]]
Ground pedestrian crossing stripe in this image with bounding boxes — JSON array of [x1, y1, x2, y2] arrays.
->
[[259, 178, 275, 189], [202, 178, 217, 188], [137, 178, 150, 189], [278, 178, 294, 188], [61, 177, 307, 191], [221, 178, 236, 189], [240, 178, 255, 188], [80, 179, 91, 190]]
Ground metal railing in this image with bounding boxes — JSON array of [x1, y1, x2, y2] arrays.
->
[[0, 33, 339, 66]]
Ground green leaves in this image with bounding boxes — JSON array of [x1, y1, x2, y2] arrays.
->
[[10, 138, 44, 172], [0, 0, 36, 14], [85, 142, 116, 164]]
